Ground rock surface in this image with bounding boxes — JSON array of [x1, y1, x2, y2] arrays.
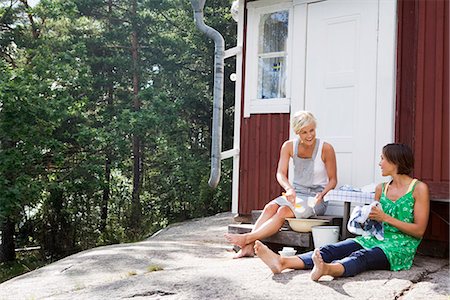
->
[[0, 212, 448, 299]]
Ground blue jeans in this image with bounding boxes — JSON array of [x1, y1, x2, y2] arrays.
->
[[298, 239, 390, 277]]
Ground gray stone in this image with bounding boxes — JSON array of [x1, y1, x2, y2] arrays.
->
[[0, 212, 448, 299]]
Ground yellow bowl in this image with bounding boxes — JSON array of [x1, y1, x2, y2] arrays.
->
[[286, 218, 330, 232]]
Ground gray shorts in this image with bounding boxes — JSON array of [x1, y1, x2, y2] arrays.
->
[[272, 195, 328, 219]]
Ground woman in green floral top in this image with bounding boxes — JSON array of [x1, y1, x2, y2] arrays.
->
[[253, 143, 430, 281]]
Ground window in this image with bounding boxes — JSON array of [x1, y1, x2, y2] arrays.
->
[[244, 2, 293, 116], [258, 11, 288, 99]]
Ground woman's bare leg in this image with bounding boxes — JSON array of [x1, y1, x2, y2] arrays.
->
[[231, 202, 279, 258], [232, 203, 282, 258], [225, 206, 294, 248], [310, 249, 345, 281], [253, 202, 279, 228], [254, 240, 305, 274]]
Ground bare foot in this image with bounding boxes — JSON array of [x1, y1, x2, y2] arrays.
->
[[254, 240, 283, 274], [224, 233, 248, 248], [233, 243, 255, 259], [310, 248, 326, 281]]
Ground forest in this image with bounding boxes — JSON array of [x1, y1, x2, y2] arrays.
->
[[0, 0, 236, 279]]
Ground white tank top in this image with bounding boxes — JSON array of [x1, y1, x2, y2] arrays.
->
[[313, 140, 328, 186]]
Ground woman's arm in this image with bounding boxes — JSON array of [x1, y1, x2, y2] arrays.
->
[[316, 142, 337, 202], [369, 181, 430, 238], [276, 140, 296, 204], [374, 183, 382, 201]]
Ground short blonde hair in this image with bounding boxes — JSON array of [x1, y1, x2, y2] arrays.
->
[[291, 111, 317, 133]]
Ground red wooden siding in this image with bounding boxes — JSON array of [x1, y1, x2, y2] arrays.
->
[[396, 0, 449, 255], [396, 0, 449, 199], [419, 200, 449, 257], [238, 114, 290, 215]]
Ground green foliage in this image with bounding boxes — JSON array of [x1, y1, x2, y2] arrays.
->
[[0, 0, 235, 266], [0, 250, 47, 284]]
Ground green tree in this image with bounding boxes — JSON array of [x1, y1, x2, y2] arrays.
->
[[0, 0, 103, 260], [0, 0, 47, 262], [0, 0, 236, 264]]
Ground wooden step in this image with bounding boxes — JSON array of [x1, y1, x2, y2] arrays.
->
[[228, 211, 343, 250], [251, 210, 343, 228], [227, 224, 312, 248]]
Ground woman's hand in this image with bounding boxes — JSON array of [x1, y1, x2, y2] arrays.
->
[[314, 193, 323, 204], [284, 188, 296, 206], [369, 205, 386, 222]]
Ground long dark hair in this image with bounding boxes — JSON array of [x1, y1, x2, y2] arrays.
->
[[382, 143, 414, 175]]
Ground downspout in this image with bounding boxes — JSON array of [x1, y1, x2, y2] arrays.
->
[[190, 0, 225, 188]]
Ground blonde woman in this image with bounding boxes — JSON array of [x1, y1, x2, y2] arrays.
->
[[225, 111, 337, 258]]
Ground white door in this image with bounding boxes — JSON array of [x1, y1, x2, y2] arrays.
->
[[304, 0, 379, 187]]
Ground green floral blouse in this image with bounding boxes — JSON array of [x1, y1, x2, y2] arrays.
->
[[353, 180, 422, 271]]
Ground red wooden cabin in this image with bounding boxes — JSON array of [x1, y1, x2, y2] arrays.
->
[[223, 0, 448, 256]]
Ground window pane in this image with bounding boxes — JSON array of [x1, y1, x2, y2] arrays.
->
[[257, 57, 286, 99], [258, 11, 289, 53]]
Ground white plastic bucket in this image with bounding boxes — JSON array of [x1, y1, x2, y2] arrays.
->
[[311, 225, 340, 248]]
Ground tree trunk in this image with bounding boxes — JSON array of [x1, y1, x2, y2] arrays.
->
[[1, 139, 16, 262], [100, 155, 111, 231], [0, 218, 16, 262], [100, 0, 114, 233], [130, 0, 142, 233], [20, 0, 40, 39]]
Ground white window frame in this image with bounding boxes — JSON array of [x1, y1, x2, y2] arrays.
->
[[244, 1, 294, 117]]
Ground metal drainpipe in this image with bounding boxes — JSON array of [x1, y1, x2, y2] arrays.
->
[[190, 0, 225, 188]]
